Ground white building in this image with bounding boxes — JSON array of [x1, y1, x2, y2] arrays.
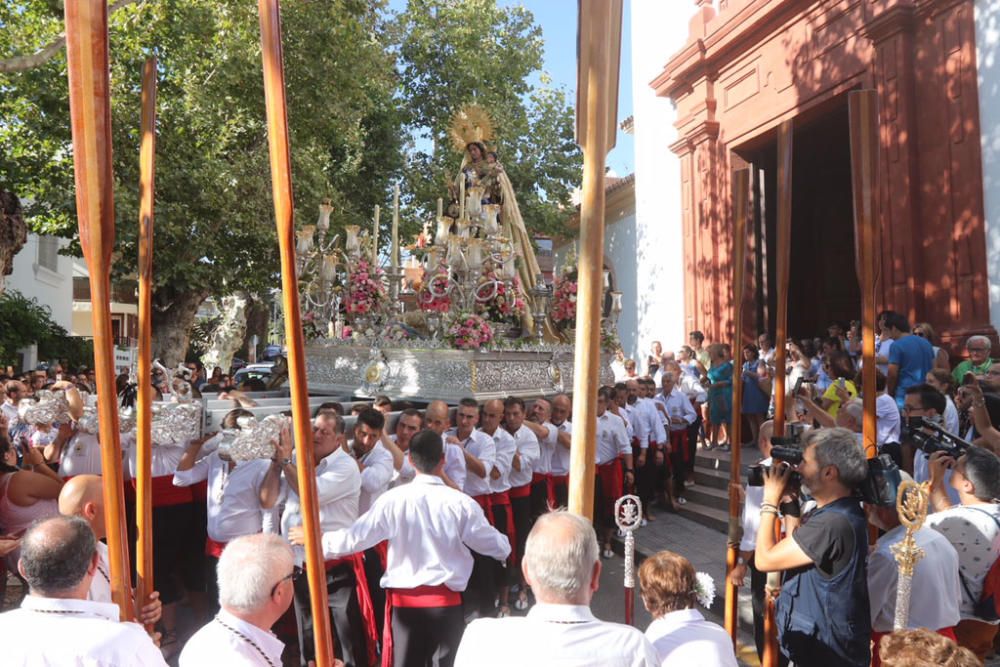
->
[[5, 233, 74, 332]]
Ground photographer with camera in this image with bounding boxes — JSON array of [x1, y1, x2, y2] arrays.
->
[[925, 447, 1000, 660], [755, 427, 871, 667], [903, 384, 962, 506]]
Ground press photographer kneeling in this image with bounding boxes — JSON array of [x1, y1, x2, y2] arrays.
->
[[754, 427, 871, 667]]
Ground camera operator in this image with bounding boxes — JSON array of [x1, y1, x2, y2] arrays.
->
[[955, 381, 1000, 455], [904, 384, 961, 505], [925, 447, 1000, 661], [755, 427, 871, 667]]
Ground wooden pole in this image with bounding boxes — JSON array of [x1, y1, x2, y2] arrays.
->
[[569, 0, 622, 519], [257, 2, 334, 664], [762, 119, 793, 667], [724, 169, 750, 645], [849, 90, 880, 460], [135, 56, 157, 634], [63, 0, 132, 621]]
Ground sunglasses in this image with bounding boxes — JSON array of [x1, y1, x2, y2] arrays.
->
[[270, 566, 302, 597]]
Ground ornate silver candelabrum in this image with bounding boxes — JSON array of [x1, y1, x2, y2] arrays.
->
[[530, 272, 553, 341]]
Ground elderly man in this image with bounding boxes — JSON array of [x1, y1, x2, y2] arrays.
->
[[455, 511, 658, 666], [420, 401, 468, 490], [259, 411, 368, 667], [0, 516, 166, 665], [180, 533, 299, 666], [291, 429, 510, 667], [952, 335, 994, 385]]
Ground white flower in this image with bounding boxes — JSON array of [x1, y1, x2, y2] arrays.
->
[[693, 572, 716, 609]]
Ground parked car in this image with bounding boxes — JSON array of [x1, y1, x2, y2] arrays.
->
[[232, 362, 275, 387]]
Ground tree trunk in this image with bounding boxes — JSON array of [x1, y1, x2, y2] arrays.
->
[[237, 296, 272, 362], [201, 291, 248, 375], [0, 189, 28, 294], [152, 288, 209, 367]]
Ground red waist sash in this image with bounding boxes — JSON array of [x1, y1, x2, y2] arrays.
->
[[546, 474, 568, 509], [596, 460, 624, 508], [510, 482, 532, 499], [382, 584, 461, 667], [205, 537, 226, 558], [125, 474, 194, 507], [323, 553, 378, 666], [471, 493, 495, 525]]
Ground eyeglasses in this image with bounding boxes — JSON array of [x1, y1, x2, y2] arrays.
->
[[270, 567, 302, 597], [969, 347, 989, 353]]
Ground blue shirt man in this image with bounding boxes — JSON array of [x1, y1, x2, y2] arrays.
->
[[883, 311, 934, 408]]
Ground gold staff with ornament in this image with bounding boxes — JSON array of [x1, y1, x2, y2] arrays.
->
[[891, 480, 931, 630]]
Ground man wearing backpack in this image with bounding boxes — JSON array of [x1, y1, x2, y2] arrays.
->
[[927, 446, 1000, 660]]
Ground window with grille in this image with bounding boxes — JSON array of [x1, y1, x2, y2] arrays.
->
[[37, 236, 59, 272]]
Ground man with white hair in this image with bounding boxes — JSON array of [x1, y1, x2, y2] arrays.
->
[[0, 516, 167, 665], [180, 533, 298, 666], [455, 511, 659, 666], [952, 335, 994, 385]]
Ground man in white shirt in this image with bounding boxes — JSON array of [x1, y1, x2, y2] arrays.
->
[[654, 369, 697, 505], [59, 429, 106, 478], [638, 378, 671, 513], [545, 393, 574, 508], [866, 474, 961, 643], [523, 398, 564, 517], [447, 398, 496, 508], [456, 511, 658, 667], [926, 446, 1000, 660], [905, 384, 961, 506], [397, 405, 467, 490], [481, 398, 517, 617], [181, 533, 297, 667], [258, 411, 368, 667], [503, 396, 540, 611], [174, 410, 272, 612], [0, 516, 167, 665], [290, 429, 510, 667], [595, 387, 633, 558]]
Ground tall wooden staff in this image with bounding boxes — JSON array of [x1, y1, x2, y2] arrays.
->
[[849, 90, 880, 460], [762, 120, 793, 667], [569, 0, 623, 519], [257, 1, 334, 664], [724, 169, 750, 644], [64, 0, 133, 621], [135, 56, 157, 632]]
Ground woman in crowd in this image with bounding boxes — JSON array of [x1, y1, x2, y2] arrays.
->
[[648, 340, 663, 378], [740, 344, 770, 447], [819, 350, 858, 418], [914, 322, 951, 372], [639, 550, 737, 667], [0, 428, 63, 571], [705, 343, 733, 451]]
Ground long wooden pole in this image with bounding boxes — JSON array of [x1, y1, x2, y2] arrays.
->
[[849, 90, 880, 460], [257, 2, 334, 664], [135, 56, 157, 633], [724, 169, 750, 645], [569, 0, 618, 519], [762, 120, 793, 667], [64, 0, 132, 621]]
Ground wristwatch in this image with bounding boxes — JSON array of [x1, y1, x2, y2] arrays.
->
[[737, 556, 747, 566], [281, 457, 293, 467]]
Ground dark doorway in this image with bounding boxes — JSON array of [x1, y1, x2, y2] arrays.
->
[[738, 98, 860, 341]]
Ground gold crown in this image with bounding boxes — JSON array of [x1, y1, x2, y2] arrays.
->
[[449, 104, 494, 152]]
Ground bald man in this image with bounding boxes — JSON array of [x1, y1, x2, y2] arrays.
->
[[421, 401, 467, 490], [59, 475, 163, 627]]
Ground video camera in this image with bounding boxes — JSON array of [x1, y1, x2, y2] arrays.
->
[[747, 423, 807, 487], [901, 416, 973, 459], [856, 453, 902, 507]]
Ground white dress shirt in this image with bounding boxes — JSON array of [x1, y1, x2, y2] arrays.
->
[[356, 441, 394, 514], [483, 427, 516, 493], [88, 541, 113, 604], [123, 432, 186, 479], [875, 392, 901, 445], [279, 447, 360, 566], [173, 452, 272, 543], [60, 432, 111, 478], [944, 396, 960, 435], [596, 412, 630, 465], [321, 474, 510, 591], [0, 596, 167, 665], [627, 401, 649, 448], [655, 388, 698, 432], [868, 525, 961, 632], [618, 404, 635, 440], [180, 608, 284, 667], [644, 609, 738, 667], [549, 420, 573, 476], [533, 420, 557, 475], [638, 398, 667, 445], [739, 457, 771, 552], [395, 441, 467, 491], [506, 424, 541, 489], [456, 603, 659, 667], [447, 428, 496, 497]]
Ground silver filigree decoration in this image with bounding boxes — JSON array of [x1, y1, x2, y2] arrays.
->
[[615, 494, 643, 589], [17, 390, 72, 425], [219, 414, 287, 462]]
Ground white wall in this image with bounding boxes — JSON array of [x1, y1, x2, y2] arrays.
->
[[6, 233, 73, 332], [631, 3, 690, 363], [977, 0, 1000, 334]]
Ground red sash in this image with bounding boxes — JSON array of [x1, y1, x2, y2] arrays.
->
[[471, 493, 495, 525], [382, 585, 461, 667], [325, 554, 378, 667], [490, 490, 517, 565], [547, 474, 568, 508], [191, 480, 209, 503], [669, 429, 689, 462], [510, 483, 532, 499], [596, 460, 623, 510], [125, 474, 194, 508], [870, 627, 956, 667], [205, 537, 227, 558]]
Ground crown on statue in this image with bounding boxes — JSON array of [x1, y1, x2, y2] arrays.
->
[[449, 104, 494, 152]]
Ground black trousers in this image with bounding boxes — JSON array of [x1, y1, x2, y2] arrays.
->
[[529, 479, 548, 520], [510, 492, 531, 571], [293, 561, 367, 667], [490, 502, 513, 589], [467, 550, 498, 618], [632, 443, 656, 509], [391, 604, 465, 667], [363, 546, 386, 641], [750, 557, 766, 660]]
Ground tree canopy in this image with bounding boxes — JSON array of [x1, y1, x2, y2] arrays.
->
[[0, 0, 580, 361]]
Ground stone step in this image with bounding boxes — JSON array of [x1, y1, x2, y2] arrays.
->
[[695, 448, 759, 475], [693, 466, 737, 491], [683, 483, 731, 512], [677, 500, 730, 533]]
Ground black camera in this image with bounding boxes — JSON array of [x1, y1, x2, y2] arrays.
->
[[857, 453, 902, 507], [747, 446, 804, 487], [901, 416, 972, 458]]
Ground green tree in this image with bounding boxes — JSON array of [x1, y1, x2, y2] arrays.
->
[[0, 0, 404, 364], [390, 0, 581, 240], [0, 290, 93, 368]]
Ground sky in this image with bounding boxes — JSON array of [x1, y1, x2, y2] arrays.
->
[[387, 0, 635, 176]]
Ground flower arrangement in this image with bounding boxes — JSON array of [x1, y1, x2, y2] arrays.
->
[[477, 274, 526, 323], [301, 310, 323, 341], [600, 326, 620, 352], [418, 270, 452, 314], [344, 259, 386, 317], [381, 322, 412, 342], [550, 275, 578, 328], [445, 313, 494, 350]]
